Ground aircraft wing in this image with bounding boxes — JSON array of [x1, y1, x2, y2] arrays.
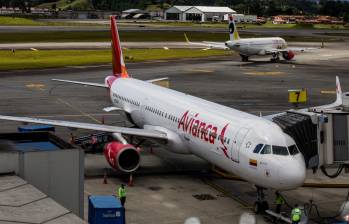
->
[[184, 33, 228, 50], [53, 77, 171, 87], [0, 115, 167, 140], [265, 47, 319, 55]]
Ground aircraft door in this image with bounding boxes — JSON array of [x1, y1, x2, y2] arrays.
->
[[231, 127, 250, 163], [140, 97, 149, 124]]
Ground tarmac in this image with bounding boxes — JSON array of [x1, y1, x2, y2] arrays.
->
[[0, 41, 324, 50], [0, 41, 349, 223]]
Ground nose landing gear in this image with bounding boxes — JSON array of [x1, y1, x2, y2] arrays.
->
[[240, 54, 249, 62], [254, 186, 269, 214]]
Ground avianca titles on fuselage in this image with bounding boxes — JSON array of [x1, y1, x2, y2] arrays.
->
[[0, 16, 307, 191]]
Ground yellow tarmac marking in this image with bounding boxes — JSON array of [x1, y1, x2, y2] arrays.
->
[[244, 71, 285, 76], [187, 69, 214, 73], [321, 90, 336, 94], [26, 83, 45, 91], [141, 60, 169, 63], [57, 98, 101, 124]]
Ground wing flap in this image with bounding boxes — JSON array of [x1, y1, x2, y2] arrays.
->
[[0, 115, 167, 140]]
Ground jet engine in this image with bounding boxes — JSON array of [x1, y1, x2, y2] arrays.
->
[[282, 50, 295, 60], [104, 141, 140, 173]]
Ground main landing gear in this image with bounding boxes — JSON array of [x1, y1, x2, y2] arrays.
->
[[254, 186, 269, 214], [270, 53, 280, 62], [240, 54, 249, 62]]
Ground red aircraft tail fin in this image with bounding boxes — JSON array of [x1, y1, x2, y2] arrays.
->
[[111, 16, 129, 78]]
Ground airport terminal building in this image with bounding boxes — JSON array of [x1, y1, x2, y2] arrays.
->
[[165, 5, 236, 22]]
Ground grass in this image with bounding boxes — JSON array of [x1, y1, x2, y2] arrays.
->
[[0, 30, 342, 43], [0, 31, 229, 43], [0, 49, 231, 71], [0, 16, 103, 26], [0, 16, 46, 26]]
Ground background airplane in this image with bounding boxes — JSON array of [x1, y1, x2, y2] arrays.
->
[[185, 15, 316, 62], [0, 16, 307, 213]]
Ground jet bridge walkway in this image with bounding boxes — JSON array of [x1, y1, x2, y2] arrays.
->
[[272, 112, 318, 168]]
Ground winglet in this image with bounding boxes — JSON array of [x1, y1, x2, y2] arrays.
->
[[335, 76, 343, 105], [184, 33, 190, 43], [111, 15, 129, 78]]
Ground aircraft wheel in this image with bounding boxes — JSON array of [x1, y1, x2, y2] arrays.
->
[[262, 201, 269, 211], [240, 55, 248, 62], [254, 201, 262, 214]]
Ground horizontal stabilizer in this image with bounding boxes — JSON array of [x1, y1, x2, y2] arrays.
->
[[52, 79, 108, 88], [146, 77, 170, 88], [103, 106, 123, 112]]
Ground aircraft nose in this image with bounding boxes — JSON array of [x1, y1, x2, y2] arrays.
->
[[278, 154, 306, 189]]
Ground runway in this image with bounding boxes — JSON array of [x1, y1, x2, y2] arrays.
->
[[0, 45, 349, 223]]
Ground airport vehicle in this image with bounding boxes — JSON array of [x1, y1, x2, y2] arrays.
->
[[185, 15, 312, 62], [0, 16, 307, 212]]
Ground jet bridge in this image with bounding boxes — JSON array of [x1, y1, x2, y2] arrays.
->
[[272, 111, 318, 168], [272, 98, 349, 171]]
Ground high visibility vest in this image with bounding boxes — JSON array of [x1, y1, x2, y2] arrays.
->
[[276, 195, 285, 205], [291, 208, 301, 222], [118, 187, 126, 198]]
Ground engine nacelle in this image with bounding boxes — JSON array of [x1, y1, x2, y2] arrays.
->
[[104, 141, 140, 173], [282, 50, 295, 60]]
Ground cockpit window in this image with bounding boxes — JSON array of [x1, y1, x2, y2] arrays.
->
[[260, 145, 272, 154], [253, 144, 264, 153], [288, 145, 300, 155], [272, 145, 289, 155]]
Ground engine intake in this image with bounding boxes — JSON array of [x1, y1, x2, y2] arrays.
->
[[282, 50, 295, 60], [104, 141, 140, 173]]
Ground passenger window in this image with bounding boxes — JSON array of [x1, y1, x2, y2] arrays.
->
[[260, 145, 271, 154], [273, 145, 289, 155], [253, 144, 264, 153], [288, 145, 299, 155]]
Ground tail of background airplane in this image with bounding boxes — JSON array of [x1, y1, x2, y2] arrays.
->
[[111, 15, 129, 78], [228, 15, 240, 41], [335, 76, 343, 105]]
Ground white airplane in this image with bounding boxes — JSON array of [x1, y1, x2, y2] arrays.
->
[[185, 15, 313, 62], [0, 16, 309, 213]]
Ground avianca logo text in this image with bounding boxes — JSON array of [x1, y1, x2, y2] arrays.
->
[[178, 110, 218, 144]]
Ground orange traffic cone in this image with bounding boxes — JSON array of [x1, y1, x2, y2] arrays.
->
[[128, 173, 134, 187], [103, 170, 108, 184]]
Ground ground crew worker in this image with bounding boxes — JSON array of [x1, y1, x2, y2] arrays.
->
[[275, 191, 285, 214], [118, 184, 126, 206], [291, 204, 302, 224]]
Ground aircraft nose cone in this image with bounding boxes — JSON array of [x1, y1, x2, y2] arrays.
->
[[278, 154, 306, 189]]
